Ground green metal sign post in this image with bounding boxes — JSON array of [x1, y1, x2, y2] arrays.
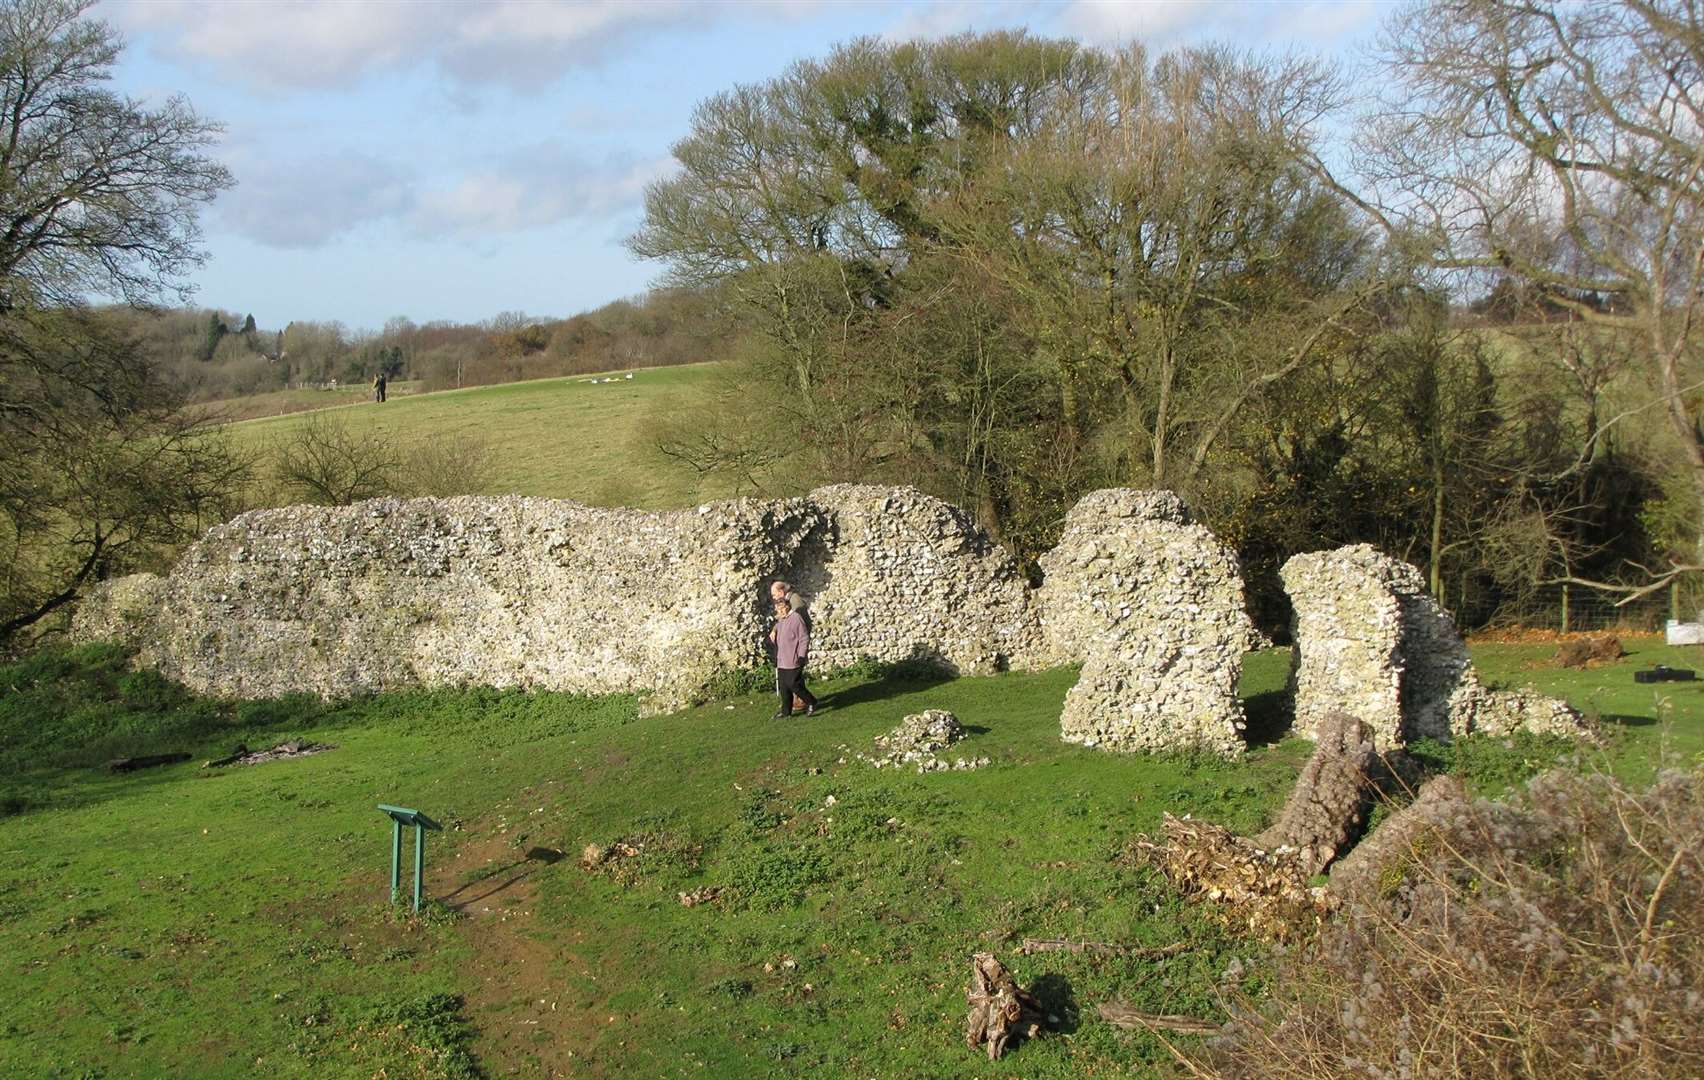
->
[[377, 804, 442, 913]]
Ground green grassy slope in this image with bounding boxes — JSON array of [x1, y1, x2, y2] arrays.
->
[[229, 364, 729, 509], [199, 380, 428, 422], [1, 641, 1699, 1078]]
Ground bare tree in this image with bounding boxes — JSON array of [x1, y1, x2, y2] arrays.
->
[[0, 0, 237, 641], [0, 0, 231, 310], [271, 412, 398, 506], [1338, 0, 1704, 597]]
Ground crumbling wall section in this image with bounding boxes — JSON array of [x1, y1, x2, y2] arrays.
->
[[793, 485, 1036, 674], [1282, 545, 1587, 746], [77, 495, 827, 713], [1033, 490, 1253, 755]]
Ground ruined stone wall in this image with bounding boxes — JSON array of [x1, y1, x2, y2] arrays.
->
[[74, 491, 1590, 753], [73, 485, 1259, 751], [787, 485, 1036, 674], [75, 495, 828, 712], [1281, 545, 1586, 747], [72, 485, 1040, 716], [1032, 490, 1254, 755]]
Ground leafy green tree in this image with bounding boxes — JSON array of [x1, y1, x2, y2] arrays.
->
[[632, 32, 1379, 553]]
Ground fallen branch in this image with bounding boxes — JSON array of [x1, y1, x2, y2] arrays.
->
[[1017, 939, 1189, 959], [1097, 1002, 1221, 1036], [108, 752, 190, 774]]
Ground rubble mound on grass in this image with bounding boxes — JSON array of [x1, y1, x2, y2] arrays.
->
[[859, 709, 990, 773]]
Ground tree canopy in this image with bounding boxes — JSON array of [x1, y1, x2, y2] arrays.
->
[[0, 0, 237, 640]]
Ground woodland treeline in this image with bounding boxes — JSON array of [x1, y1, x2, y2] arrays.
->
[[630, 1, 1704, 630]]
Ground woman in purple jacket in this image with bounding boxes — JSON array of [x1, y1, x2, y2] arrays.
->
[[770, 596, 817, 718]]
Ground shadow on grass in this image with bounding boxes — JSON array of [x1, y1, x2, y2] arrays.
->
[[442, 847, 565, 910], [819, 668, 956, 712], [1028, 972, 1081, 1036], [1241, 688, 1293, 748], [1602, 712, 1657, 728]]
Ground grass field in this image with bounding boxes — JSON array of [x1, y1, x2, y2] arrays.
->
[[1, 637, 1699, 1078], [201, 381, 429, 423], [228, 364, 729, 509]]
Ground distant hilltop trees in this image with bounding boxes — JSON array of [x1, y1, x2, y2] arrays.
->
[[91, 287, 738, 404]]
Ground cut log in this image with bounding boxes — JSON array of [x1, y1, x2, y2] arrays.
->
[[964, 952, 1045, 1061], [203, 744, 250, 768], [1097, 1002, 1220, 1035], [1016, 939, 1188, 959], [1252, 709, 1383, 875], [1329, 774, 1470, 901]]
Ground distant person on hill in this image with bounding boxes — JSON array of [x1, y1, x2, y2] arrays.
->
[[372, 372, 387, 403], [769, 596, 816, 719]]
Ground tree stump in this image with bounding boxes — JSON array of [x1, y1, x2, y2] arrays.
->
[[964, 952, 1045, 1060], [1252, 709, 1383, 875]]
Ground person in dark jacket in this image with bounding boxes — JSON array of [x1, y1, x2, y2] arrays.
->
[[770, 596, 816, 718]]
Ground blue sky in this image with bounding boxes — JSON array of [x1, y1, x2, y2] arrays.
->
[[98, 0, 1387, 333]]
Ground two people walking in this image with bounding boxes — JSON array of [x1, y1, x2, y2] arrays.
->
[[768, 580, 817, 719]]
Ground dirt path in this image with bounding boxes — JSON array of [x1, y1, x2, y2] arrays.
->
[[434, 831, 613, 1077]]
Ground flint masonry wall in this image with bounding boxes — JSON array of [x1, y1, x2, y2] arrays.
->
[[1032, 490, 1255, 755], [1281, 545, 1585, 748], [73, 488, 1583, 754], [73, 485, 1252, 749], [72, 486, 1046, 719]]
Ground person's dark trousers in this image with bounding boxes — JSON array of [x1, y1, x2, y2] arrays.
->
[[777, 666, 816, 716]]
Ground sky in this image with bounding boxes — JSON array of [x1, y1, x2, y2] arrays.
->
[[97, 0, 1389, 333]]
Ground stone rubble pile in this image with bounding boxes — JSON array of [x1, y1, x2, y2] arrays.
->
[[858, 709, 990, 773], [1281, 545, 1589, 748]]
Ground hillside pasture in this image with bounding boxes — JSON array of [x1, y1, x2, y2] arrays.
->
[[227, 363, 732, 509]]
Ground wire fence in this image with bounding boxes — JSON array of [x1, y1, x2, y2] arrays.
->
[[1483, 583, 1682, 635]]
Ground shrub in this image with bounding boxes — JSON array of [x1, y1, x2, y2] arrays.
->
[[1196, 767, 1704, 1078], [270, 411, 397, 505], [396, 432, 493, 498]]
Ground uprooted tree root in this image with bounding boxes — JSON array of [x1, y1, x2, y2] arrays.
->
[[1129, 814, 1338, 942], [1190, 767, 1704, 1079], [964, 952, 1047, 1061], [1129, 711, 1396, 941]]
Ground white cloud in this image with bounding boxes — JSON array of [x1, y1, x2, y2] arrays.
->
[[105, 0, 760, 92], [1056, 0, 1381, 49], [214, 150, 414, 247], [409, 146, 673, 238], [882, 1, 1012, 42], [1059, 0, 1217, 44], [208, 139, 674, 248]]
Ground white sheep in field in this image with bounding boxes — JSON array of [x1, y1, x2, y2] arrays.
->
[[625, 373, 633, 380]]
